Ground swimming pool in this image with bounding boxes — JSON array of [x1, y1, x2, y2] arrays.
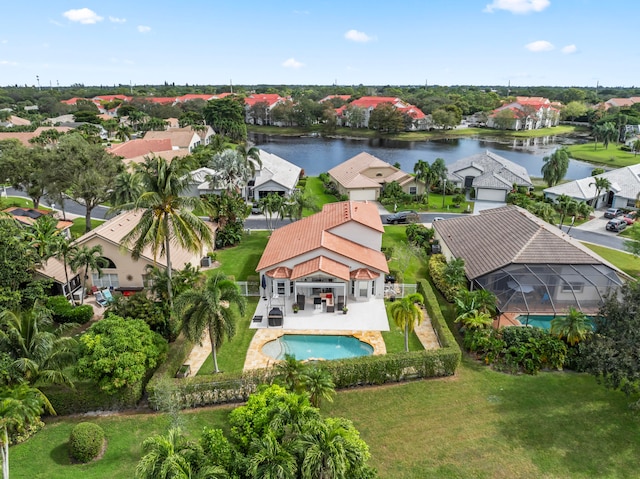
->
[[261, 334, 374, 361], [515, 314, 596, 330]]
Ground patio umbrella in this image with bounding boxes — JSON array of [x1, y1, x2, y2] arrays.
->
[[261, 274, 266, 299]]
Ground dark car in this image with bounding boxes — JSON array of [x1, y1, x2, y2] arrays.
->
[[386, 210, 419, 224], [606, 218, 627, 232], [604, 208, 622, 219]]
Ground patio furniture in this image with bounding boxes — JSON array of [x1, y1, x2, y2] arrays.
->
[[296, 294, 305, 310], [102, 288, 115, 303], [314, 297, 322, 311], [94, 291, 108, 307], [337, 296, 344, 312], [268, 308, 283, 327], [252, 315, 263, 323]]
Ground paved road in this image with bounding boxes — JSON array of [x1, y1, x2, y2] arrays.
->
[[561, 225, 628, 250], [5, 187, 111, 220]]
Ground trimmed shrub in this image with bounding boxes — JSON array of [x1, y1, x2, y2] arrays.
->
[[46, 295, 94, 324], [428, 254, 463, 302], [42, 380, 142, 415], [69, 422, 105, 463]]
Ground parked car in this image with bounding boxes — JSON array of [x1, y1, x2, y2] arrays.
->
[[606, 218, 627, 232], [433, 216, 445, 222], [386, 210, 419, 224], [604, 208, 623, 219], [250, 203, 262, 215], [622, 211, 637, 225]]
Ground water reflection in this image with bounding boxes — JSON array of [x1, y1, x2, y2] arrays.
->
[[250, 133, 596, 180]]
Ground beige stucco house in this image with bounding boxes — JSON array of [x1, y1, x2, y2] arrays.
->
[[328, 152, 424, 201]]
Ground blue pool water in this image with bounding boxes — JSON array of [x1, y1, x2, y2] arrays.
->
[[262, 335, 374, 361], [515, 315, 596, 330]]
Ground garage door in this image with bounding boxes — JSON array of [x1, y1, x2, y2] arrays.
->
[[476, 188, 506, 202], [350, 189, 377, 201]]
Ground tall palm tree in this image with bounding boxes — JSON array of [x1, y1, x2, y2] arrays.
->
[[262, 193, 286, 231], [135, 427, 201, 479], [550, 307, 592, 346], [541, 147, 570, 187], [174, 272, 246, 374], [69, 245, 108, 305], [431, 158, 448, 208], [121, 155, 214, 305], [298, 419, 348, 479], [24, 215, 61, 264], [236, 143, 262, 175], [53, 237, 78, 300], [556, 194, 578, 230], [0, 307, 77, 388], [413, 159, 433, 205], [589, 176, 611, 209], [300, 367, 335, 408], [0, 384, 54, 479], [389, 292, 424, 352], [110, 171, 144, 208], [248, 431, 297, 479]]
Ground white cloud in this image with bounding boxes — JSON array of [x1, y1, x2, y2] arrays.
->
[[344, 29, 373, 43], [282, 58, 304, 69], [1, 40, 7, 44], [561, 44, 577, 54], [484, 0, 550, 14], [137, 25, 151, 33], [525, 40, 554, 52], [109, 16, 126, 24], [63, 8, 103, 24], [0, 60, 17, 66]]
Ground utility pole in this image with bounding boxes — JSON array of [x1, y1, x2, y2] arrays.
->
[[36, 75, 41, 90]]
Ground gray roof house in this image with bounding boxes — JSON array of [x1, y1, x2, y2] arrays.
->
[[249, 150, 301, 201], [447, 150, 532, 202], [544, 164, 640, 210], [432, 205, 626, 316]]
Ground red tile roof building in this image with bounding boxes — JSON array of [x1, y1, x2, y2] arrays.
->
[[336, 96, 428, 130], [487, 96, 560, 130]]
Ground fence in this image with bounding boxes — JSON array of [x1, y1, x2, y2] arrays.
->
[[236, 280, 261, 297]]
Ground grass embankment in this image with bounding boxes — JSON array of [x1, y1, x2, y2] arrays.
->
[[582, 243, 640, 278], [566, 143, 640, 168], [12, 360, 639, 479]]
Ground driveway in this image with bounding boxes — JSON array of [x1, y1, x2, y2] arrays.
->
[[573, 212, 611, 233]]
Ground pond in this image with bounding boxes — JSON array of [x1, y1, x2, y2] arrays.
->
[[250, 133, 597, 180]]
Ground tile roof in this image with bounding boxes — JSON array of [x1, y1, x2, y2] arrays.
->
[[144, 129, 199, 149], [3, 207, 72, 231], [328, 152, 416, 190], [257, 201, 388, 273], [254, 149, 301, 191], [447, 150, 532, 189], [266, 266, 293, 279], [291, 256, 351, 281], [350, 268, 380, 280], [319, 95, 351, 103], [176, 94, 216, 102], [0, 126, 73, 146], [433, 205, 612, 280], [107, 139, 174, 159], [123, 148, 190, 168], [544, 163, 640, 200], [244, 94, 284, 107]]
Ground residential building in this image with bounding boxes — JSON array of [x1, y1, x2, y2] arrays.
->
[[244, 93, 288, 125], [143, 127, 213, 152], [487, 96, 560, 130], [335, 96, 429, 130], [249, 149, 301, 201]]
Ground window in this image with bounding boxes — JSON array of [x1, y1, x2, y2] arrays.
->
[[100, 257, 117, 269], [371, 281, 376, 295], [561, 282, 584, 293], [277, 281, 285, 295], [92, 273, 119, 289], [409, 186, 417, 195], [626, 199, 637, 208]]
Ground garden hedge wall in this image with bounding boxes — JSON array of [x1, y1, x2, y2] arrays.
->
[[41, 380, 142, 416]]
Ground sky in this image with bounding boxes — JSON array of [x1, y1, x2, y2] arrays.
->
[[0, 0, 637, 88]]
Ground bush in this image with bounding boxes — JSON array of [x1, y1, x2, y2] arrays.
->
[[428, 254, 463, 302], [69, 422, 105, 463], [46, 296, 93, 324]]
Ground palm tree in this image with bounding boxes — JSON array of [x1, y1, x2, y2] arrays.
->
[[0, 384, 54, 479], [207, 149, 253, 195], [121, 155, 214, 306], [115, 124, 132, 142], [236, 143, 262, 175], [174, 272, 246, 374], [589, 176, 611, 209], [274, 354, 307, 393], [458, 310, 492, 330], [53, 237, 78, 300], [389, 292, 424, 352], [298, 419, 348, 479], [443, 258, 466, 289], [300, 367, 335, 408], [285, 190, 318, 222], [576, 201, 593, 220], [430, 158, 448, 208], [556, 194, 578, 230], [248, 431, 297, 479], [110, 171, 143, 208], [24, 215, 61, 264], [262, 193, 286, 231], [633, 139, 640, 156], [135, 427, 201, 479], [0, 307, 77, 388], [550, 307, 592, 346], [454, 289, 497, 326], [69, 245, 108, 305], [541, 147, 570, 187], [413, 159, 433, 205], [601, 122, 617, 149]]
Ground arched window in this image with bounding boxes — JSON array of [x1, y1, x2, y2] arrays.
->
[[100, 257, 117, 269]]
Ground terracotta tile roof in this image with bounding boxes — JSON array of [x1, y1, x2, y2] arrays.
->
[[144, 129, 198, 149], [0, 126, 72, 146], [350, 268, 380, 280], [245, 94, 284, 107], [344, 96, 426, 119], [433, 205, 612, 280], [3, 207, 72, 231], [177, 94, 216, 102], [319, 95, 351, 103], [266, 266, 293, 279], [257, 201, 387, 273], [60, 97, 86, 105], [94, 95, 132, 102], [107, 139, 174, 159], [291, 256, 351, 281], [7, 116, 31, 126], [144, 97, 177, 105], [123, 148, 191, 168], [328, 152, 417, 190]]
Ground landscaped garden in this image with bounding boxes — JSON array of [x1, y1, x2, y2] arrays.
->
[[566, 142, 639, 168]]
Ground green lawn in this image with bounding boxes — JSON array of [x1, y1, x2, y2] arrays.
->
[[208, 231, 270, 281], [196, 297, 259, 375], [385, 193, 472, 213], [381, 300, 424, 353], [302, 176, 337, 214], [582, 242, 640, 279], [1, 196, 40, 209], [382, 226, 429, 284], [11, 360, 639, 479], [566, 143, 640, 168], [70, 217, 105, 238]]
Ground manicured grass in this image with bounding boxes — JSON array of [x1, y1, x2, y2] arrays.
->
[[382, 300, 424, 353], [582, 242, 640, 279], [566, 143, 640, 168], [302, 176, 337, 214], [196, 297, 259, 375], [70, 217, 105, 238], [12, 361, 640, 478], [208, 231, 270, 281], [384, 193, 472, 213], [1, 196, 37, 209], [382, 226, 429, 284]]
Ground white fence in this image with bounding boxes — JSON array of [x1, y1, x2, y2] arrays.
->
[[236, 281, 417, 299]]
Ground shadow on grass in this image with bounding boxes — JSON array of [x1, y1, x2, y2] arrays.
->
[[49, 442, 71, 466], [494, 371, 639, 477]]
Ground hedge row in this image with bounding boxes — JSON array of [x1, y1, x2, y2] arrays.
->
[[41, 380, 142, 416], [417, 278, 459, 351], [46, 295, 94, 324], [428, 254, 462, 302]]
